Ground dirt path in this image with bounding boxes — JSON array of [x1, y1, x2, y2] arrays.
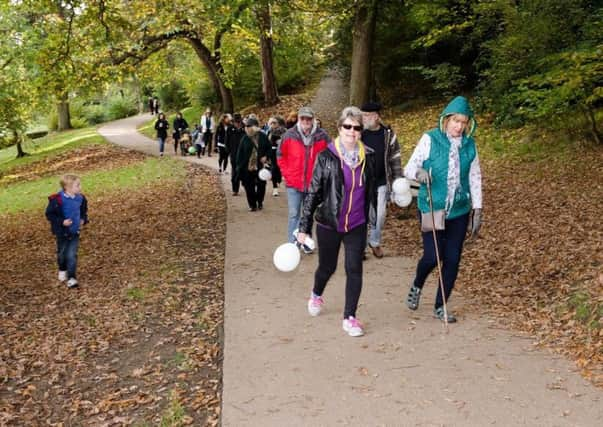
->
[[100, 95, 602, 425]]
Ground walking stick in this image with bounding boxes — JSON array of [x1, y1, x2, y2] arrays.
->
[[426, 175, 449, 331]]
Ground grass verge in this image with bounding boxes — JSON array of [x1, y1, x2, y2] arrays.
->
[[1, 156, 186, 215], [0, 128, 103, 173]]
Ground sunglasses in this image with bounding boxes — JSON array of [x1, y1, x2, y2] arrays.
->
[[341, 123, 363, 132]]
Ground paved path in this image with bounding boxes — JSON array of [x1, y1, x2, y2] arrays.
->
[[99, 85, 602, 426]]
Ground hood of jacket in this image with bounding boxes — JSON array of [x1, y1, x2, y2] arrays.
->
[[438, 96, 477, 137]]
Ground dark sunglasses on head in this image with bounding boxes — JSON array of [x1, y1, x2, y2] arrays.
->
[[341, 123, 363, 131]]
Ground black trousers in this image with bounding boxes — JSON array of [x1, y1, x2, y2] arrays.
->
[[218, 148, 229, 171], [414, 213, 470, 309], [242, 171, 266, 209], [230, 156, 240, 192], [313, 224, 367, 319]]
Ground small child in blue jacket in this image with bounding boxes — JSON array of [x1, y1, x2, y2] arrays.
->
[[45, 174, 89, 288]]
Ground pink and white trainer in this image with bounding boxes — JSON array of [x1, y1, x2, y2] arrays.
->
[[342, 317, 364, 337], [307, 295, 324, 317]]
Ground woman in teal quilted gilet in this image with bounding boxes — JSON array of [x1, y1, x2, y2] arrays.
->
[[403, 96, 483, 323]]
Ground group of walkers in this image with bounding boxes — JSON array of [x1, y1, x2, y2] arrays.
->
[[149, 96, 483, 338], [293, 97, 482, 337]]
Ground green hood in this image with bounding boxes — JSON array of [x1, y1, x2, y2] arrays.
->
[[438, 96, 477, 137]]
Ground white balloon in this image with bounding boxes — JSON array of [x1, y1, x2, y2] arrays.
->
[[392, 178, 410, 194], [259, 168, 272, 181], [394, 191, 413, 207], [273, 243, 301, 272]]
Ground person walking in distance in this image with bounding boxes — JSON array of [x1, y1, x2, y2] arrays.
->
[[148, 97, 154, 115], [277, 106, 330, 252], [236, 117, 272, 211], [297, 107, 377, 337], [152, 96, 160, 115], [215, 114, 233, 173], [154, 113, 169, 156], [200, 108, 216, 157], [267, 116, 286, 197], [228, 114, 245, 196], [360, 102, 404, 258], [404, 96, 483, 323]]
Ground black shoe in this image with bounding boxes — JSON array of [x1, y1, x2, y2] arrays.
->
[[433, 307, 457, 323], [406, 286, 422, 310], [258, 204, 263, 210], [248, 207, 257, 212]]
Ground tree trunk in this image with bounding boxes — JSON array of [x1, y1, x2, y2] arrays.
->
[[256, 2, 279, 106], [188, 38, 235, 113], [584, 106, 602, 145], [13, 131, 28, 158], [56, 94, 72, 131], [349, 0, 378, 106]]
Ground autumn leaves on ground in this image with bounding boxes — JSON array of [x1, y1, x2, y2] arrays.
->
[[1, 97, 602, 426], [0, 135, 225, 425], [382, 104, 603, 386]]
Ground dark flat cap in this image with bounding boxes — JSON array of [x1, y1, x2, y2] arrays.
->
[[246, 117, 260, 127], [360, 101, 382, 112]]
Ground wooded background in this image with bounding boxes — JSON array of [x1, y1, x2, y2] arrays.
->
[[1, 0, 601, 154]]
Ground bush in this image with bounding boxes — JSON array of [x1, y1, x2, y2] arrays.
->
[[158, 81, 190, 112], [106, 96, 138, 121], [81, 104, 107, 124]]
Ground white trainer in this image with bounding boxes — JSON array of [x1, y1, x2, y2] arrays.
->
[[272, 188, 279, 197], [67, 278, 79, 289], [58, 271, 67, 282], [342, 317, 364, 337], [307, 295, 324, 317]]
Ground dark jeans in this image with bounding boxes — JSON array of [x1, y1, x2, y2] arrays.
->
[[413, 213, 470, 309], [195, 143, 203, 158], [56, 234, 79, 279], [218, 148, 229, 171], [313, 224, 367, 319], [231, 156, 240, 193], [242, 170, 266, 209]]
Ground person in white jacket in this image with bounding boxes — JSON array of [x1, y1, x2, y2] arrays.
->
[[200, 108, 216, 157]]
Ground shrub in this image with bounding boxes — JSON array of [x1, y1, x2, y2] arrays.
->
[[158, 81, 190, 112], [106, 96, 138, 121]]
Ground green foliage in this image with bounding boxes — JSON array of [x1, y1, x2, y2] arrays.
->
[[158, 81, 190, 112], [106, 95, 139, 121]]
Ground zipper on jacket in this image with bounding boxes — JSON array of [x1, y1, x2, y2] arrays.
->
[[344, 167, 357, 232], [302, 143, 311, 192]]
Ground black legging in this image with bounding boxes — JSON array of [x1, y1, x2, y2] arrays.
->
[[241, 171, 266, 209], [218, 148, 229, 171], [203, 132, 213, 156], [173, 136, 179, 154], [313, 224, 367, 319]]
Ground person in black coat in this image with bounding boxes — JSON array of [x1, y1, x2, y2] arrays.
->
[[215, 114, 233, 173], [154, 113, 169, 156], [236, 117, 272, 211], [172, 112, 189, 155], [228, 114, 245, 195]]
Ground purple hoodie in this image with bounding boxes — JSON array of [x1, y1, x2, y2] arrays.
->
[[327, 144, 366, 233]]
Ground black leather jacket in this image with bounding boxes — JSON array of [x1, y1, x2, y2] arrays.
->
[[299, 147, 378, 234]]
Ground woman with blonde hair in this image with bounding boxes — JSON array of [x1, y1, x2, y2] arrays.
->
[[404, 96, 483, 323], [297, 106, 378, 337]]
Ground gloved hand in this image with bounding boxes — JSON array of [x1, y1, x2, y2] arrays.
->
[[416, 168, 431, 184], [468, 208, 482, 239]]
